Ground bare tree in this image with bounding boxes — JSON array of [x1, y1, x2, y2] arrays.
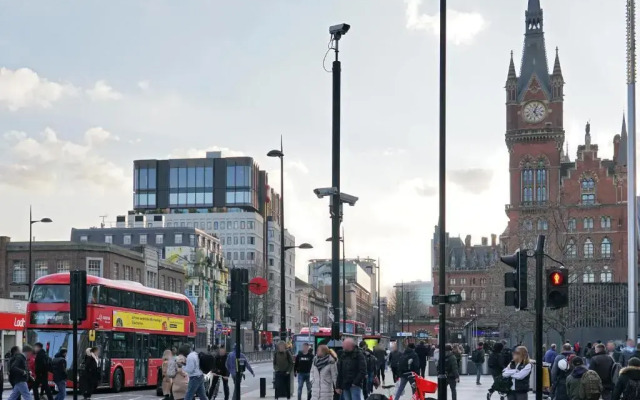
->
[[387, 288, 425, 332]]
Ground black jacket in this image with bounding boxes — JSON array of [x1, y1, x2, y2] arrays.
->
[[9, 353, 29, 385], [373, 348, 386, 368], [337, 348, 367, 389], [415, 344, 429, 366], [214, 354, 229, 377], [488, 351, 506, 376], [590, 352, 615, 390], [34, 349, 50, 379], [444, 352, 459, 381], [295, 350, 314, 374], [388, 350, 401, 370], [398, 349, 420, 375], [363, 349, 377, 374], [51, 352, 67, 382], [612, 365, 640, 400]]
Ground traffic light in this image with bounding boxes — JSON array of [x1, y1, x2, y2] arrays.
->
[[229, 268, 249, 322], [501, 249, 528, 310], [547, 268, 569, 309], [70, 270, 87, 322]]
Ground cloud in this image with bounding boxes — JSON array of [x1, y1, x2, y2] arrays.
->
[[86, 80, 123, 101], [168, 145, 245, 159], [449, 168, 493, 194], [138, 80, 150, 90], [382, 148, 407, 157], [286, 160, 309, 174], [0, 67, 78, 111], [400, 177, 437, 197], [0, 127, 128, 192], [405, 0, 487, 45]]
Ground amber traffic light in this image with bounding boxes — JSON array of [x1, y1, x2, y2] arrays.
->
[[546, 268, 568, 309]]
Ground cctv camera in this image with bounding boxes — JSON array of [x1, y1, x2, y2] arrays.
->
[[313, 187, 338, 199], [329, 23, 351, 37], [339, 192, 359, 206]]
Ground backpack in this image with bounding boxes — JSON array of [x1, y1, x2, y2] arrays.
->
[[198, 352, 215, 374], [579, 369, 603, 398], [50, 357, 65, 374], [166, 358, 177, 378], [611, 361, 622, 385], [623, 379, 640, 400], [472, 350, 483, 364]]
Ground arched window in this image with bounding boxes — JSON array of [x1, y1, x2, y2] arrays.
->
[[450, 289, 456, 296], [460, 290, 466, 301], [601, 216, 611, 230], [584, 239, 594, 258], [535, 161, 548, 203], [522, 166, 534, 204], [568, 218, 577, 232], [581, 178, 596, 205], [470, 290, 477, 301], [523, 220, 533, 231], [600, 267, 613, 282], [450, 306, 457, 317], [583, 218, 594, 230], [481, 290, 487, 300], [538, 219, 548, 231], [567, 239, 577, 258], [601, 238, 612, 258], [460, 308, 466, 318], [583, 267, 595, 283]]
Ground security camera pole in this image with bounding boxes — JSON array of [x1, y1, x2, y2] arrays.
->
[[329, 23, 350, 340]]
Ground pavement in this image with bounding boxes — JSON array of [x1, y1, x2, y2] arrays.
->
[[0, 370, 500, 399]]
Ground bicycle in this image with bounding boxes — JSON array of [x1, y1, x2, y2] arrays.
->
[[370, 373, 437, 400]]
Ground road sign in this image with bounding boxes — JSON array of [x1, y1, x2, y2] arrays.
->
[[310, 316, 319, 324], [397, 332, 413, 337], [216, 322, 223, 330], [249, 277, 269, 295]]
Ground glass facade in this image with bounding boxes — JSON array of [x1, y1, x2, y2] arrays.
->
[[134, 166, 157, 207], [226, 165, 252, 205], [169, 166, 214, 207]]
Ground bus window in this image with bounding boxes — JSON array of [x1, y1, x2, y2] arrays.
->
[[135, 293, 149, 311], [99, 286, 109, 305], [108, 288, 120, 307], [87, 286, 99, 304], [30, 285, 70, 303], [121, 291, 133, 307]]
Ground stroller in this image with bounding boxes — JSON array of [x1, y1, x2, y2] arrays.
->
[[368, 372, 437, 400], [490, 376, 512, 400]]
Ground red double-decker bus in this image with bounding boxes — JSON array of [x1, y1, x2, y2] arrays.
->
[[26, 273, 197, 392]]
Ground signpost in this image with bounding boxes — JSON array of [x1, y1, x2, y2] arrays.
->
[[310, 316, 319, 324]]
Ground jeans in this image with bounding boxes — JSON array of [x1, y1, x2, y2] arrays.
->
[[475, 363, 483, 383], [297, 373, 311, 400], [55, 381, 66, 400], [184, 375, 208, 400], [394, 377, 411, 400], [340, 386, 362, 400], [447, 379, 457, 400], [8, 382, 32, 400]]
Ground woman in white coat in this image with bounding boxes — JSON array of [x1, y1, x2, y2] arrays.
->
[[311, 344, 338, 400]]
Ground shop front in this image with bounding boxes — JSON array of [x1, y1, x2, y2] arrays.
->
[[0, 299, 27, 358]]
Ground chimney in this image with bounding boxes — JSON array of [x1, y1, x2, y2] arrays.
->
[[465, 235, 471, 248], [133, 215, 146, 228], [491, 234, 497, 247], [481, 237, 488, 246], [116, 215, 126, 228]]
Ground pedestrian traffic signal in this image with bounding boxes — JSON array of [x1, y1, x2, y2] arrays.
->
[[501, 249, 528, 310], [229, 268, 249, 322], [546, 268, 568, 309]]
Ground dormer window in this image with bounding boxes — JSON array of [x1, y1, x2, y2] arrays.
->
[[581, 178, 596, 205]]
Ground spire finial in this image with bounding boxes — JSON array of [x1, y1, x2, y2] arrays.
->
[[585, 121, 591, 146], [508, 51, 517, 79]]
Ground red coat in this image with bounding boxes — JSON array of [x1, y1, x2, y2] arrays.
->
[[27, 354, 35, 388]]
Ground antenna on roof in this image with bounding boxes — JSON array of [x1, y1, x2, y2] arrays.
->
[[99, 215, 108, 229]]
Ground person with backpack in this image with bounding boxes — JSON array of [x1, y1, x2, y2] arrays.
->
[[566, 356, 602, 400], [612, 356, 640, 400], [393, 343, 420, 400], [32, 343, 53, 400], [472, 342, 486, 386], [502, 346, 532, 400], [589, 344, 616, 400], [444, 345, 460, 400], [51, 349, 67, 400], [179, 344, 207, 400]]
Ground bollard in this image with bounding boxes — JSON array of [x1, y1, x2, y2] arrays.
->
[[260, 377, 267, 398]]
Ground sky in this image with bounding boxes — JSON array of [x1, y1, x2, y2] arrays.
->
[[0, 0, 631, 296]]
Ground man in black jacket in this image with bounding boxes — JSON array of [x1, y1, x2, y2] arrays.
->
[[388, 343, 401, 383], [51, 349, 67, 400], [336, 339, 367, 400], [589, 344, 615, 400], [393, 343, 420, 400], [415, 341, 429, 377], [210, 347, 230, 400], [33, 343, 53, 400], [8, 345, 32, 400], [294, 343, 313, 400]]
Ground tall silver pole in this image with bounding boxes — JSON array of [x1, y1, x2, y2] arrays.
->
[[628, 0, 638, 342]]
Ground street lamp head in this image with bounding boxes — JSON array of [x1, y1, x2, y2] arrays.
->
[[40, 218, 53, 223], [325, 236, 343, 242], [298, 243, 313, 250], [267, 149, 284, 158]]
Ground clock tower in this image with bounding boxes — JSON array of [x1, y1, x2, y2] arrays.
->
[[505, 0, 565, 209]]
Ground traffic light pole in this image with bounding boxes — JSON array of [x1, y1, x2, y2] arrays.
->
[[534, 235, 545, 400]]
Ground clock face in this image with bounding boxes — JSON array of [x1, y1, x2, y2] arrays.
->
[[523, 101, 547, 123]]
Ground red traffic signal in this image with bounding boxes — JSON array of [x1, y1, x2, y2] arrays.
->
[[546, 268, 568, 309], [550, 271, 564, 286]]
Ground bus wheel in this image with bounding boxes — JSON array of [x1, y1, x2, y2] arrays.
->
[[112, 368, 124, 393]]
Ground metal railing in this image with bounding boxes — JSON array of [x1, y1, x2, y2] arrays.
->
[[244, 351, 274, 363]]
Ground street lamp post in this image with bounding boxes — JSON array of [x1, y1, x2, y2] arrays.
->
[[281, 242, 313, 339], [326, 226, 346, 334], [394, 282, 404, 337], [28, 206, 52, 296], [375, 262, 381, 334], [267, 145, 286, 341]]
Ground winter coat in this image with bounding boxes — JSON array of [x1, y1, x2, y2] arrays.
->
[[552, 351, 575, 384], [488, 351, 506, 377], [311, 357, 338, 400], [388, 350, 401, 370], [34, 349, 50, 379], [336, 348, 367, 389], [80, 349, 100, 394], [214, 353, 230, 377], [273, 350, 294, 373], [171, 356, 189, 400], [566, 366, 588, 400], [51, 352, 67, 382], [620, 349, 640, 367], [9, 353, 29, 385], [544, 349, 558, 364], [589, 352, 615, 390], [444, 352, 459, 382], [398, 349, 420, 375], [161, 351, 173, 396], [415, 344, 429, 366], [612, 365, 640, 400], [373, 348, 387, 369]]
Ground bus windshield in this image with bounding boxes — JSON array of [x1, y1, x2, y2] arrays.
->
[[30, 285, 70, 303], [26, 329, 87, 374]]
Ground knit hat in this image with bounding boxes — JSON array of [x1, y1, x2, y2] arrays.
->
[[571, 356, 584, 367]]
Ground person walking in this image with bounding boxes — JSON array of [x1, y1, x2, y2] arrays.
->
[[172, 355, 189, 400], [487, 343, 507, 400], [51, 349, 67, 400], [590, 344, 615, 400], [211, 347, 230, 400], [310, 345, 337, 400], [336, 338, 366, 400], [567, 356, 602, 400], [226, 345, 255, 400], [373, 344, 387, 384], [393, 343, 420, 400], [180, 344, 208, 400], [620, 340, 638, 367], [32, 343, 53, 400], [612, 356, 640, 400], [80, 347, 101, 400], [274, 342, 294, 400], [502, 346, 532, 400], [358, 342, 376, 398], [543, 344, 558, 365], [161, 350, 173, 400], [8, 346, 33, 400], [294, 343, 314, 400], [472, 342, 486, 386], [415, 341, 429, 378], [444, 345, 460, 400], [388, 343, 401, 382]]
